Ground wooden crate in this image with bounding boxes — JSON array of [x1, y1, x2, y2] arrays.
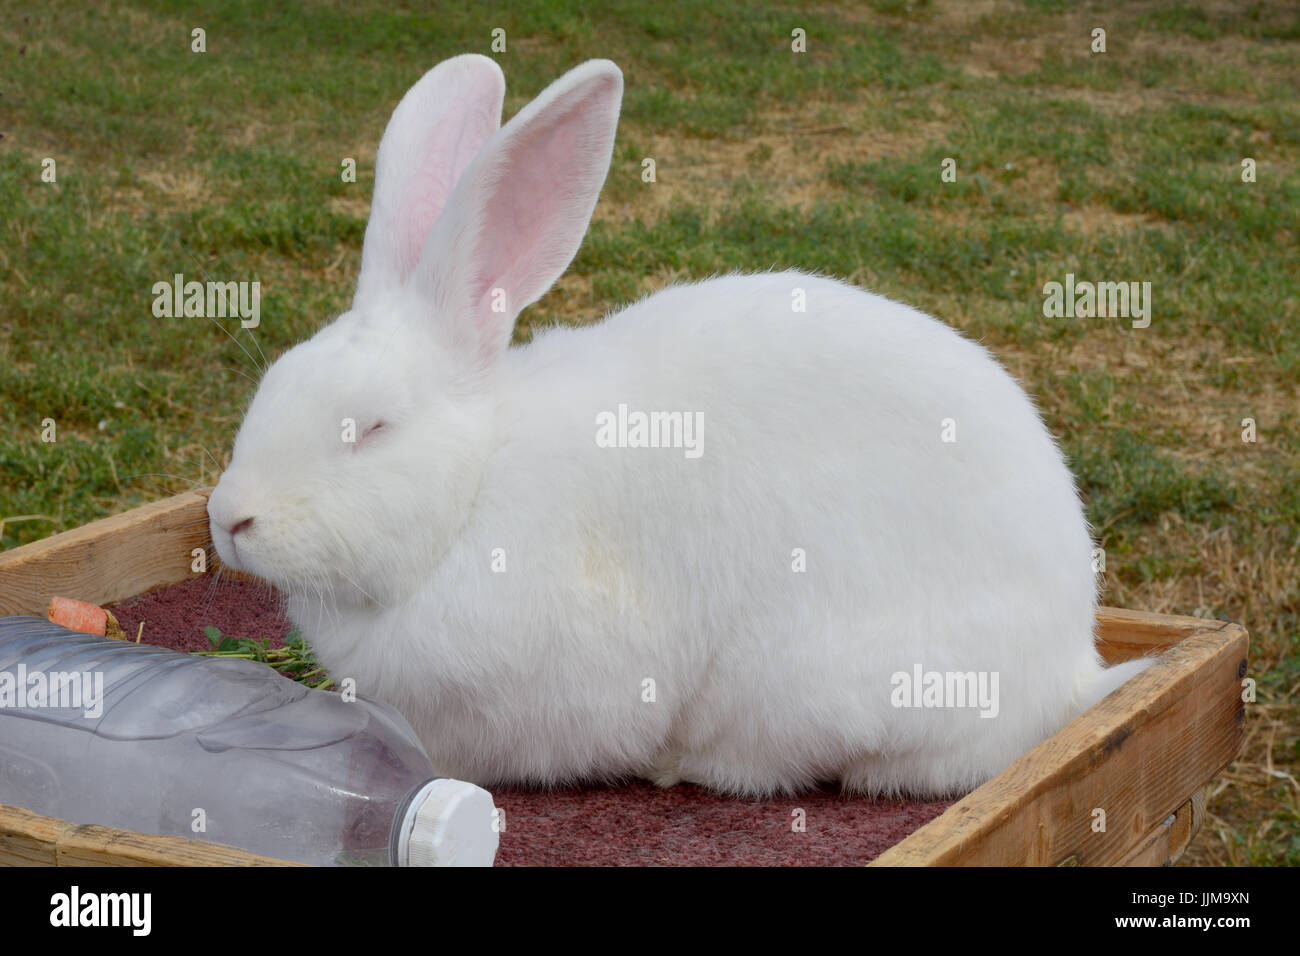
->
[[0, 492, 1248, 866]]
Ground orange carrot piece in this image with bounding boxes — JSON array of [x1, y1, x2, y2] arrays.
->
[[47, 596, 109, 636]]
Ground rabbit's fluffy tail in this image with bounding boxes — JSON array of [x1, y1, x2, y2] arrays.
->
[[1075, 655, 1160, 718]]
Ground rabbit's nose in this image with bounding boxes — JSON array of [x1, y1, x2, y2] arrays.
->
[[230, 516, 255, 537]]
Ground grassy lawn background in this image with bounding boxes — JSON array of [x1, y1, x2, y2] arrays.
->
[[1, 0, 1296, 863]]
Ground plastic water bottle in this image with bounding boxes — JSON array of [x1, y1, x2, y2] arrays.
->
[[0, 616, 498, 866]]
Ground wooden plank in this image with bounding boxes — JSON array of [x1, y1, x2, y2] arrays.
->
[[55, 823, 300, 867], [1116, 822, 1174, 867], [1115, 788, 1206, 867], [0, 492, 212, 616], [0, 803, 297, 867], [870, 622, 1247, 866], [1095, 606, 1224, 665], [0, 804, 69, 866], [1171, 787, 1208, 864]]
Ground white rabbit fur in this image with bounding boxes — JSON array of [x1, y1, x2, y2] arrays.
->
[[208, 54, 1152, 798]]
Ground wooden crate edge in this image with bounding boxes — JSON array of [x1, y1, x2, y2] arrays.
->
[[1095, 606, 1231, 664], [871, 622, 1247, 866], [1111, 788, 1207, 867], [0, 491, 214, 616], [0, 495, 1251, 867], [0, 802, 300, 867]]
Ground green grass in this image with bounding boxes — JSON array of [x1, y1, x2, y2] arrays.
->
[[1, 0, 1297, 865], [195, 625, 332, 689]]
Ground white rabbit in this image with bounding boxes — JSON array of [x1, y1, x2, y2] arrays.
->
[[208, 54, 1151, 798]]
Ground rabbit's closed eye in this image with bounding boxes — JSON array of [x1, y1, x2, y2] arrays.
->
[[354, 421, 387, 450]]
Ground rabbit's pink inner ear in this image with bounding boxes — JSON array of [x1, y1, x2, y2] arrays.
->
[[356, 57, 505, 306], [468, 122, 582, 358], [459, 69, 622, 364], [395, 107, 499, 280]]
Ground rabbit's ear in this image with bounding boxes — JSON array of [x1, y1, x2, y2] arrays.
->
[[354, 54, 506, 309], [414, 59, 623, 365]]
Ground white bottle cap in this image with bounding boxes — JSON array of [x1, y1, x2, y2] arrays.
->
[[395, 778, 499, 867]]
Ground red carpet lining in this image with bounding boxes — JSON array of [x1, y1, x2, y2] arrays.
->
[[490, 783, 952, 866], [106, 578, 958, 865], [108, 576, 294, 654]]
